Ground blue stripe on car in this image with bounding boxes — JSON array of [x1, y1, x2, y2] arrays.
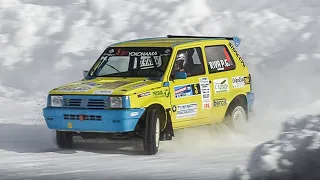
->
[[43, 107, 145, 132]]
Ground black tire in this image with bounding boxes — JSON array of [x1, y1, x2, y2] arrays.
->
[[143, 108, 161, 155], [56, 130, 73, 149], [224, 100, 248, 132]]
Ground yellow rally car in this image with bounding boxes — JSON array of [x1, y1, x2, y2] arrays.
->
[[43, 35, 255, 155]]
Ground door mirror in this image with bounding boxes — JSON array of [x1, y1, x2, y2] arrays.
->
[[83, 70, 89, 78], [174, 72, 187, 79]]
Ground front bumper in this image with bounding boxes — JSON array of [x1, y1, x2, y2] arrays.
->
[[43, 107, 145, 133]]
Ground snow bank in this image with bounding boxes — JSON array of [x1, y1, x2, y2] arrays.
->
[[0, 83, 47, 125], [1, 0, 319, 93], [230, 114, 320, 180], [1, 0, 320, 126]]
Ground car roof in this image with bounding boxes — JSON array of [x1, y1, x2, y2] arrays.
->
[[109, 35, 241, 48]]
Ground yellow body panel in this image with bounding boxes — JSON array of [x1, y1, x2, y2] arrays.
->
[[47, 36, 253, 131], [110, 38, 209, 47]]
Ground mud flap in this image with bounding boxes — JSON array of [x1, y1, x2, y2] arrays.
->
[[160, 108, 174, 141]]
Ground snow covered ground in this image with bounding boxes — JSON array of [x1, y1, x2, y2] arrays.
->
[[0, 124, 255, 180], [1, 0, 320, 179]]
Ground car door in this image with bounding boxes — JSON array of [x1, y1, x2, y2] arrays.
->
[[203, 44, 237, 123], [168, 46, 213, 128]]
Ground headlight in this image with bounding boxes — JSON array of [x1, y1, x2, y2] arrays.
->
[[110, 97, 122, 108], [51, 96, 63, 107]]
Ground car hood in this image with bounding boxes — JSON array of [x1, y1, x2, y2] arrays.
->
[[49, 78, 162, 95]]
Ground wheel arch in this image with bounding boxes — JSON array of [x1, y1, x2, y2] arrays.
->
[[225, 93, 248, 120], [139, 103, 168, 131]]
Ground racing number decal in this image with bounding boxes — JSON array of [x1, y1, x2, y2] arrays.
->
[[193, 84, 199, 95]]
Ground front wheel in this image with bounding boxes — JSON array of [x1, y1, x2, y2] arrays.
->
[[56, 131, 73, 149], [143, 109, 161, 155]]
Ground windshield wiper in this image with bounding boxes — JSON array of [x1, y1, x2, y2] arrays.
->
[[105, 63, 126, 79], [106, 63, 120, 73]]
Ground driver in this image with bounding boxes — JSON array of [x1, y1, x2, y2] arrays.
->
[[173, 51, 190, 75]]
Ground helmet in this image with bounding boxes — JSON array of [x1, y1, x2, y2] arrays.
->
[[174, 51, 188, 71]]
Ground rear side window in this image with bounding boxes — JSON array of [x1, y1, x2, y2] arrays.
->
[[205, 46, 236, 73]]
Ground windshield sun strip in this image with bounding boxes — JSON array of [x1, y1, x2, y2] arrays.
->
[[89, 47, 173, 78]]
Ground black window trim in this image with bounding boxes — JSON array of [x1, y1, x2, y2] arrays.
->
[[204, 44, 237, 74], [169, 46, 206, 80]]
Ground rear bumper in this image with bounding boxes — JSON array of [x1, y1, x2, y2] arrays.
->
[[43, 107, 145, 133], [246, 92, 255, 112]]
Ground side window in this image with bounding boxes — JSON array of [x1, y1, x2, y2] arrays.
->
[[171, 47, 205, 77], [205, 46, 236, 73]]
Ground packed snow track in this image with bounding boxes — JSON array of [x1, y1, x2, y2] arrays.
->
[[0, 124, 258, 180]]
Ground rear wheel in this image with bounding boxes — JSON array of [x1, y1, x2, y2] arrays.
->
[[224, 101, 249, 133], [143, 109, 161, 155], [56, 131, 73, 149]]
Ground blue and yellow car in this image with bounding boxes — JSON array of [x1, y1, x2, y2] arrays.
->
[[43, 35, 255, 155]]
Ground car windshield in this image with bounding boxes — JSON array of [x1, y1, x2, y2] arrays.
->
[[87, 47, 172, 78]]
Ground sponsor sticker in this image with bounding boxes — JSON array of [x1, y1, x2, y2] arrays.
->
[[176, 103, 198, 119], [82, 82, 100, 87], [133, 83, 147, 88], [103, 49, 115, 56], [137, 92, 151, 98], [139, 56, 162, 69], [174, 84, 201, 98], [115, 49, 129, 56], [172, 105, 177, 112], [213, 98, 227, 107], [244, 76, 251, 84], [130, 112, 139, 117], [199, 77, 212, 109], [213, 78, 229, 93], [232, 76, 245, 88], [99, 81, 131, 89], [93, 90, 113, 95], [203, 102, 211, 109], [57, 86, 91, 92], [208, 59, 231, 71], [229, 42, 246, 67], [129, 51, 158, 56], [174, 85, 192, 98], [152, 89, 170, 98], [99, 55, 110, 61]]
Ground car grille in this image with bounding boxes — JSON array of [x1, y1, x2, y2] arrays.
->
[[62, 96, 107, 109], [64, 114, 102, 121], [63, 98, 82, 107], [87, 99, 106, 108]]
